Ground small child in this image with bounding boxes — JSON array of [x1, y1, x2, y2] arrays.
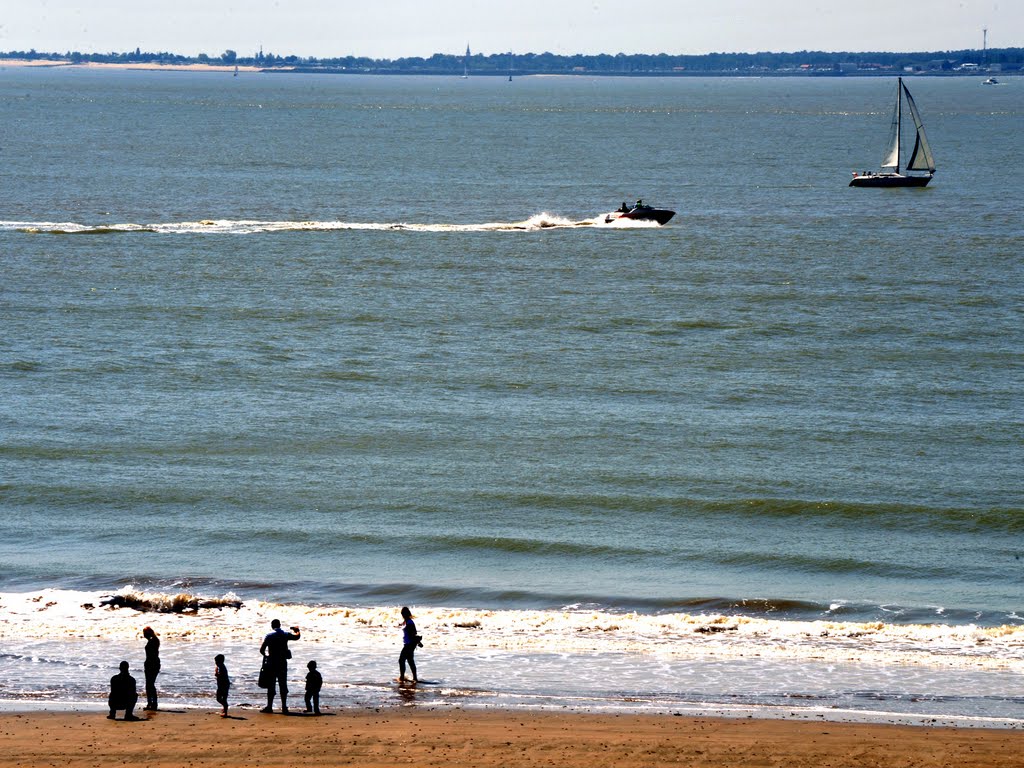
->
[[214, 654, 230, 717], [304, 660, 323, 715]]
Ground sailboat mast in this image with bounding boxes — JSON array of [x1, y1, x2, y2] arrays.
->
[[895, 77, 903, 174]]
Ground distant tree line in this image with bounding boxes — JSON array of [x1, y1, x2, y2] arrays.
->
[[3, 46, 1022, 75]]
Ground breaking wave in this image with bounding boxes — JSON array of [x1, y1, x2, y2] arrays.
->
[[3, 587, 1022, 673], [89, 590, 243, 613]]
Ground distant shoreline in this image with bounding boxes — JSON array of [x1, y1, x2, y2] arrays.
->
[[0, 59, 261, 73], [0, 59, 1016, 78]]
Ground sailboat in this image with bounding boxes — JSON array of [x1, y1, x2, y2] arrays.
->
[[850, 77, 935, 188], [462, 44, 470, 79]]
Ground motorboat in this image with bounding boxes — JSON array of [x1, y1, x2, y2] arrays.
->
[[605, 200, 675, 225], [983, 77, 1000, 85]]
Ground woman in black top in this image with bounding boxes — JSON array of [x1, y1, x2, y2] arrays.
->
[[142, 626, 160, 710]]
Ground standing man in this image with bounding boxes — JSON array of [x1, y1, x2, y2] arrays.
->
[[259, 619, 300, 713]]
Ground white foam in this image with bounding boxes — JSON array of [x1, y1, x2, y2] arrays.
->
[[2, 588, 1021, 672], [0, 214, 671, 235]]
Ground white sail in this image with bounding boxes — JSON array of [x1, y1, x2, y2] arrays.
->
[[902, 82, 936, 173], [880, 79, 901, 169]]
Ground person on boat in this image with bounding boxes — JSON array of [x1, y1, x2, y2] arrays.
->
[[634, 198, 645, 209], [618, 201, 630, 213], [259, 619, 300, 713]]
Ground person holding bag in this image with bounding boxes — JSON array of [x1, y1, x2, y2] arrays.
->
[[258, 619, 300, 713], [398, 606, 422, 684]]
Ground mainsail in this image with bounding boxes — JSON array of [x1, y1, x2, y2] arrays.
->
[[880, 79, 902, 169]]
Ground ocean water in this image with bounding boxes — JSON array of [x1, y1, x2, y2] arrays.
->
[[1, 68, 1022, 725]]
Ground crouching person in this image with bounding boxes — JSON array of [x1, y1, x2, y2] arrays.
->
[[108, 660, 141, 721]]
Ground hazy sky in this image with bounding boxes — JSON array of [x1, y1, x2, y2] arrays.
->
[[1, 1, 1017, 59]]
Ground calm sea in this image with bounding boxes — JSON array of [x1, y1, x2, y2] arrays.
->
[[1, 67, 1022, 724]]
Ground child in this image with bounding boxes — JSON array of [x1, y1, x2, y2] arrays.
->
[[304, 660, 323, 715], [214, 654, 230, 717]]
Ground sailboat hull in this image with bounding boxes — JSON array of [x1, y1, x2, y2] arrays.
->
[[849, 173, 932, 188]]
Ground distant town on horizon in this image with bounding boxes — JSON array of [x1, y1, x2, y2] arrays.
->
[[3, 45, 1021, 76]]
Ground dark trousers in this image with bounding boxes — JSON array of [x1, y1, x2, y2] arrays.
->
[[305, 689, 320, 713], [109, 693, 137, 718], [399, 643, 417, 680], [266, 663, 289, 709], [144, 663, 159, 708]]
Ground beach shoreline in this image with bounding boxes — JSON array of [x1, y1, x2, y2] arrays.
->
[[2, 588, 1021, 725], [0, 708, 1021, 767], [0, 59, 268, 73]]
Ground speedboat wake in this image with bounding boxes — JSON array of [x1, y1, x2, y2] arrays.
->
[[1, 212, 667, 235]]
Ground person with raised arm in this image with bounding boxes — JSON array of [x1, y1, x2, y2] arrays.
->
[[259, 619, 300, 713]]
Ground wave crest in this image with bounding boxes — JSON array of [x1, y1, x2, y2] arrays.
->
[[91, 587, 242, 613]]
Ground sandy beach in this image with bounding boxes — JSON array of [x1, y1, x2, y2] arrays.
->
[[0, 708, 1021, 767]]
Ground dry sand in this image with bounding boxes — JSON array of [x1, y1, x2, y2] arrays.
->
[[0, 708, 1021, 767]]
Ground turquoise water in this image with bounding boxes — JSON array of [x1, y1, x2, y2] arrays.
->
[[1, 68, 1022, 722]]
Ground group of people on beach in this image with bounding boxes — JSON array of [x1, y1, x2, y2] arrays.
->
[[107, 625, 164, 719], [106, 607, 422, 720]]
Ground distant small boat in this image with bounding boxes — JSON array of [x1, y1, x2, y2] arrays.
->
[[605, 200, 675, 225], [850, 77, 935, 188], [233, 65, 239, 77], [983, 76, 1000, 85]]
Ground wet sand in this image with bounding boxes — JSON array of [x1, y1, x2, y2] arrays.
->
[[0, 708, 1021, 767]]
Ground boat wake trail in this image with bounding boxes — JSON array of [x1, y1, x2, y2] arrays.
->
[[1, 213, 664, 235]]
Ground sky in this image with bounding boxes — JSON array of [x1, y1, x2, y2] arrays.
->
[[1, 0, 1018, 59]]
